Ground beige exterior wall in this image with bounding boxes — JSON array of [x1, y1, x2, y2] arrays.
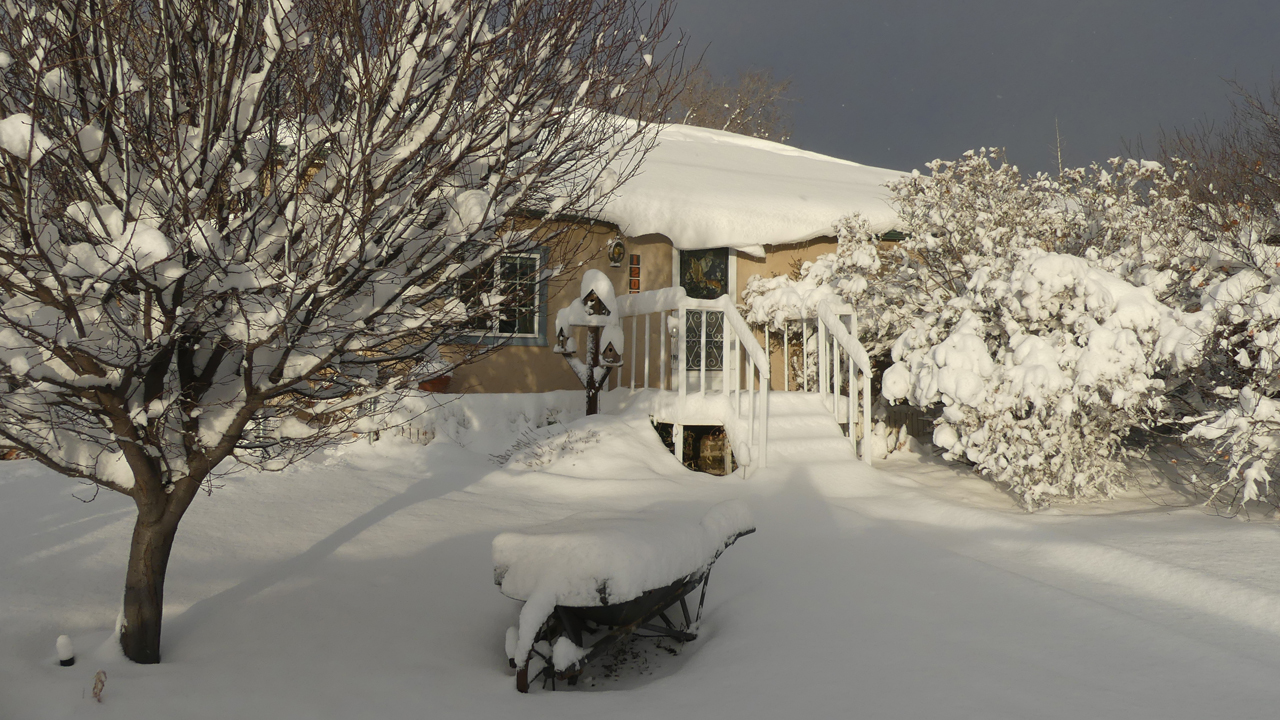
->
[[446, 226, 673, 393], [447, 226, 839, 395]]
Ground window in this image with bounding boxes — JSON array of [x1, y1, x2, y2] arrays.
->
[[459, 251, 547, 346]]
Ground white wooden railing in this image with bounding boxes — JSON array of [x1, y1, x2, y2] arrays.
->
[[816, 302, 873, 461], [759, 300, 873, 463], [614, 288, 771, 468]]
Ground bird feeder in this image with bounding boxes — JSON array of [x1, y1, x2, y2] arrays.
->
[[600, 341, 623, 368], [554, 270, 624, 415]]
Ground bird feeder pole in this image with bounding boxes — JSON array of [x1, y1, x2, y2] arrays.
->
[[554, 271, 624, 416]]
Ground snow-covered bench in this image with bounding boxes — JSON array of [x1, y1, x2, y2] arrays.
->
[[493, 500, 755, 692]]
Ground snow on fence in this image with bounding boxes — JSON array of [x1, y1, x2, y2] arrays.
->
[[758, 301, 874, 463], [815, 303, 873, 461], [612, 288, 771, 468]]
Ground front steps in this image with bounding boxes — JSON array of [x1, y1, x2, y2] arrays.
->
[[762, 392, 858, 464]]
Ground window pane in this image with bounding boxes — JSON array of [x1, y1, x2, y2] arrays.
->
[[496, 255, 538, 336], [458, 268, 492, 332]]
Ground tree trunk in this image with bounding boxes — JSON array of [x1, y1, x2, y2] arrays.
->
[[119, 513, 180, 664]]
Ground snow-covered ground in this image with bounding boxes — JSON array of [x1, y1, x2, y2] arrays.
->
[[4, 394, 1280, 719]]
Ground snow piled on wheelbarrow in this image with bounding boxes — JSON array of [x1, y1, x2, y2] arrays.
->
[[493, 500, 754, 671]]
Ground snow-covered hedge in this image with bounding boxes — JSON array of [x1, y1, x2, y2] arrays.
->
[[884, 251, 1191, 508]]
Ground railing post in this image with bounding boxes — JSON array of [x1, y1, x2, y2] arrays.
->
[[863, 370, 872, 465], [699, 310, 708, 395], [761, 327, 768, 392], [748, 354, 755, 446], [845, 350, 854, 447], [783, 325, 790, 391], [630, 315, 637, 390], [831, 330, 838, 412], [729, 330, 739, 412], [760, 378, 769, 468], [803, 321, 810, 392], [660, 311, 668, 391], [644, 314, 651, 390], [678, 307, 687, 399], [818, 319, 828, 408]]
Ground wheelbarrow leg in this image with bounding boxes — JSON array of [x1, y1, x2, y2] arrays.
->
[[517, 664, 530, 693]]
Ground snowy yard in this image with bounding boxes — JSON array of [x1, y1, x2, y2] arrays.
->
[[5, 396, 1280, 719]]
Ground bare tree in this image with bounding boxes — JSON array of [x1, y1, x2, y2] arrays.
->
[[1159, 80, 1280, 216], [0, 0, 682, 663], [671, 67, 794, 143]]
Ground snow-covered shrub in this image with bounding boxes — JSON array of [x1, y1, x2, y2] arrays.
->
[[1148, 78, 1280, 510], [1187, 387, 1280, 511], [745, 149, 1087, 366], [1062, 163, 1280, 512], [1167, 201, 1280, 511], [886, 252, 1190, 507], [495, 427, 601, 468]]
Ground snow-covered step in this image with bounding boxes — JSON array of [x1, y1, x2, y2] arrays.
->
[[759, 392, 858, 465], [766, 414, 847, 441], [767, 437, 856, 462]]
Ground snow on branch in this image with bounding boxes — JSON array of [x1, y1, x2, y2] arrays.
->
[[0, 0, 686, 496]]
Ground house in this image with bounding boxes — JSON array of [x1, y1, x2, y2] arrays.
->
[[446, 122, 905, 396]]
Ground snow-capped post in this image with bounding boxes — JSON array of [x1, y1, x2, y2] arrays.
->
[[554, 270, 624, 415], [56, 635, 73, 667], [0, 0, 685, 664]]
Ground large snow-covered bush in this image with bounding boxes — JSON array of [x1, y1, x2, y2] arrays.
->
[[744, 150, 1190, 364], [742, 141, 1280, 512], [884, 251, 1191, 508]]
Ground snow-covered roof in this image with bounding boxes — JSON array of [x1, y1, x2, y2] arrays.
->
[[595, 123, 906, 258]]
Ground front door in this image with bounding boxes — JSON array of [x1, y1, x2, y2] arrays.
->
[[679, 249, 728, 378]]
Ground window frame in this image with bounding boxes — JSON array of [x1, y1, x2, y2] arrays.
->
[[458, 248, 549, 347]]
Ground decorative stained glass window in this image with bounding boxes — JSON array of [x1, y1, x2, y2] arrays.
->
[[679, 248, 728, 300]]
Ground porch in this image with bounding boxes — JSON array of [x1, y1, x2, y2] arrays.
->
[[598, 287, 875, 471]]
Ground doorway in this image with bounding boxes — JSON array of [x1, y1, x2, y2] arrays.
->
[[678, 248, 729, 391]]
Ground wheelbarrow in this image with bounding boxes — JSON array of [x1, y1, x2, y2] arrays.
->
[[493, 501, 754, 692]]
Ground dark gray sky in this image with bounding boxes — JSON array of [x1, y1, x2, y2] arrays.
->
[[670, 0, 1280, 174]]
